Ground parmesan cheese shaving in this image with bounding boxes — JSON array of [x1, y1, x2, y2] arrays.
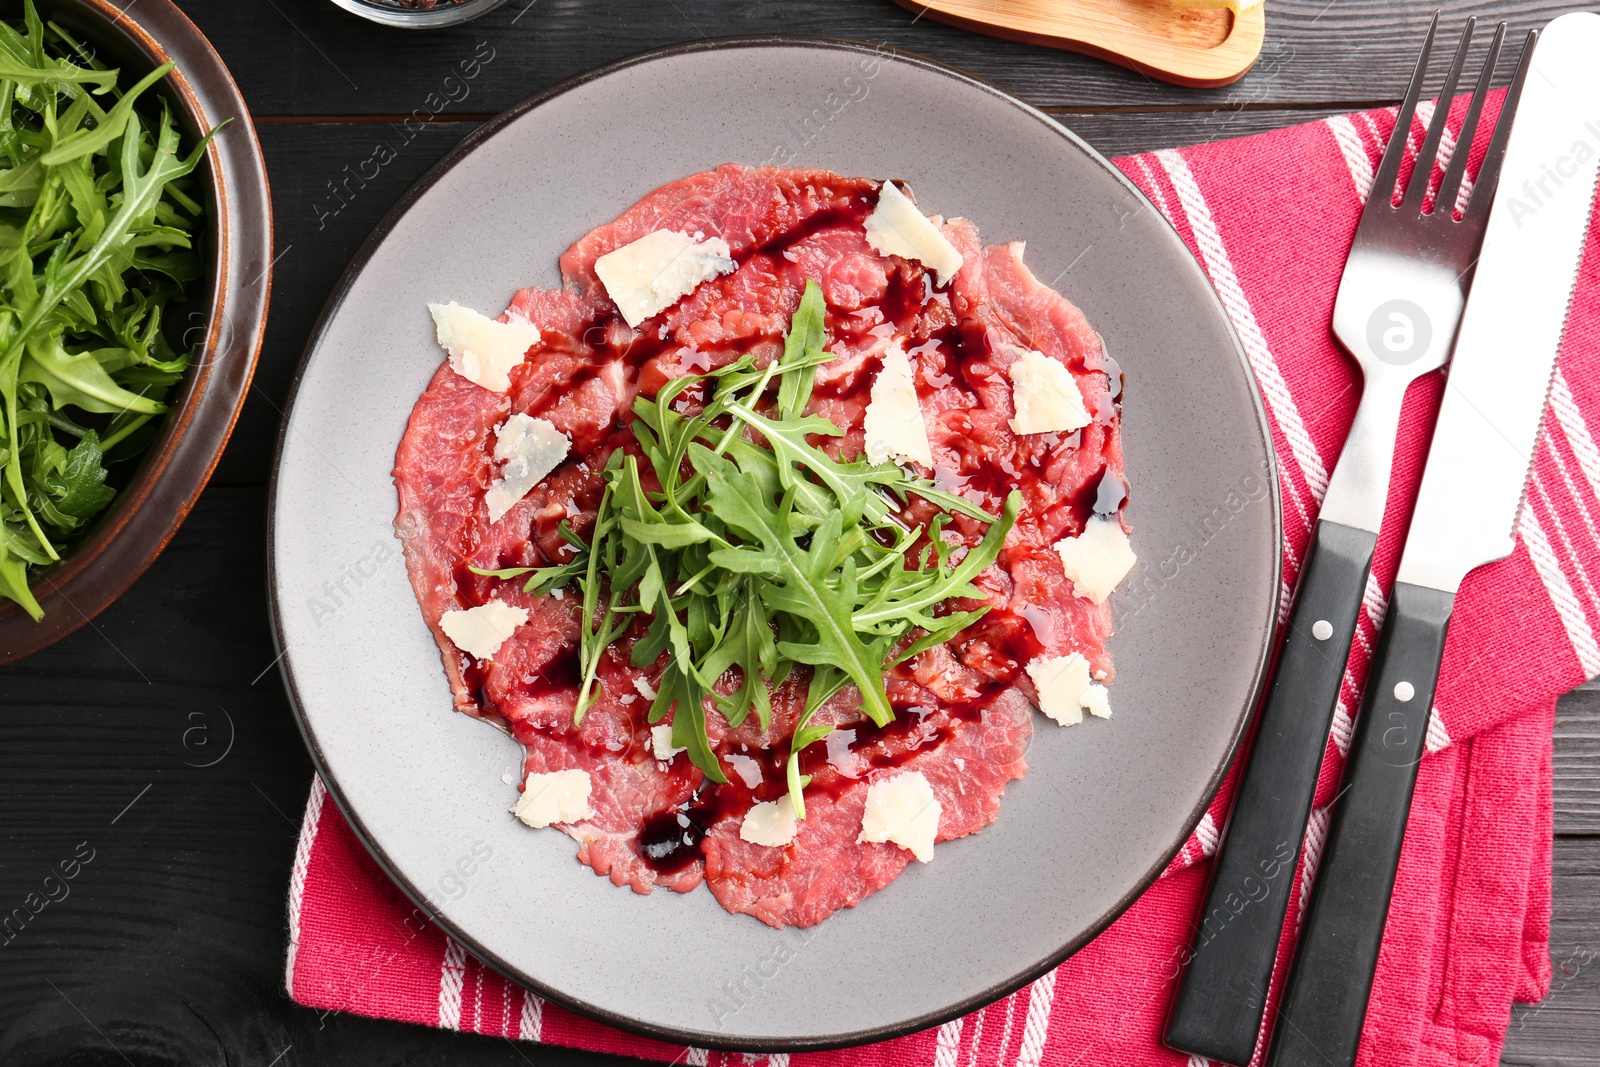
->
[[438, 599, 528, 661], [863, 341, 933, 467], [429, 301, 540, 393], [485, 414, 569, 523], [1054, 517, 1137, 604], [511, 769, 592, 828], [594, 229, 736, 327], [864, 181, 963, 285]]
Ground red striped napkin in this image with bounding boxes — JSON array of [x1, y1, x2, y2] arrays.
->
[[284, 93, 1598, 1066]]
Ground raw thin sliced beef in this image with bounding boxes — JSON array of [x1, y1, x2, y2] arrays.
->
[[393, 166, 1130, 925], [702, 690, 1031, 928]]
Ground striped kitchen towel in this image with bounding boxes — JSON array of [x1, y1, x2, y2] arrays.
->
[[284, 90, 1596, 1067]]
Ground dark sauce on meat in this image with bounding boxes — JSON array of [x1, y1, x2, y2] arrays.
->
[[638, 783, 748, 874], [639, 807, 709, 875], [488, 183, 1122, 878]]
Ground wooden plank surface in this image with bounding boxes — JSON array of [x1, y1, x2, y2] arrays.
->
[[1506, 832, 1600, 1067], [1, 0, 1596, 1064], [174, 0, 1563, 116]]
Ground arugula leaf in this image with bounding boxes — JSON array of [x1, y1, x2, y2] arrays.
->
[[21, 334, 165, 414], [526, 278, 1018, 813], [776, 278, 826, 417], [0, 1, 211, 620], [34, 428, 112, 528]]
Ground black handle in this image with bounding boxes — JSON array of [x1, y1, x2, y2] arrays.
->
[[1165, 520, 1378, 1066], [1265, 581, 1455, 1067]]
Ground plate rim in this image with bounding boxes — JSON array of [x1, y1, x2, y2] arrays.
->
[[268, 34, 1283, 1052]]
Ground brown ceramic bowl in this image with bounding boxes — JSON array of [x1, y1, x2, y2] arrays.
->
[[0, 0, 271, 664]]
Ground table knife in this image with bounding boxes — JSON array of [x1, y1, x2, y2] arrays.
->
[[1266, 13, 1600, 1067]]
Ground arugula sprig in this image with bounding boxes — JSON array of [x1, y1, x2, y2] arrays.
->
[[0, 1, 214, 620], [482, 281, 1019, 815]]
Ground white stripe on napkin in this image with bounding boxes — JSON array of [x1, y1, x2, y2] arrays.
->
[[439, 937, 468, 1030], [518, 988, 544, 1041], [964, 1001, 986, 1067], [992, 989, 1018, 1067], [933, 1017, 964, 1067], [285, 774, 327, 997], [1015, 972, 1058, 1067], [1331, 699, 1355, 757], [1153, 148, 1329, 516], [1296, 805, 1333, 929], [1544, 434, 1600, 592], [1531, 469, 1600, 636], [1194, 812, 1220, 858], [1518, 501, 1600, 675], [1325, 115, 1375, 201], [1425, 707, 1452, 754], [1552, 372, 1600, 499]]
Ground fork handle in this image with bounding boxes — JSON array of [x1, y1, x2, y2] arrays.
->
[[1266, 582, 1454, 1067], [1165, 519, 1377, 1067]]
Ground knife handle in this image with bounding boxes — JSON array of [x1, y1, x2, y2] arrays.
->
[[1165, 520, 1377, 1067], [1266, 581, 1455, 1067]]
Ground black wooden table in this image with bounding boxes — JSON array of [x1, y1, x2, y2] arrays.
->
[[2, 2, 1596, 1064]]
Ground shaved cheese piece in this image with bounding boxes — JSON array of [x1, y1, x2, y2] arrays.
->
[[511, 769, 592, 828], [650, 723, 685, 761], [633, 676, 658, 700], [864, 181, 963, 285], [1082, 683, 1112, 719], [726, 753, 763, 790], [857, 771, 940, 863], [1054, 517, 1137, 604], [740, 797, 800, 848], [1027, 653, 1104, 726], [594, 229, 735, 327], [863, 342, 933, 467], [1008, 348, 1090, 435], [485, 414, 569, 523], [439, 599, 528, 661], [429, 301, 540, 393]]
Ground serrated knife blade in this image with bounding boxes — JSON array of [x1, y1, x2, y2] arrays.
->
[[1397, 14, 1600, 593]]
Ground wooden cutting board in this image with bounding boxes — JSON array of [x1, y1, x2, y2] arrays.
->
[[888, 0, 1265, 88]]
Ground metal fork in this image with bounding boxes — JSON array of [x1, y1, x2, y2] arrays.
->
[[1164, 16, 1529, 1067], [1321, 13, 1514, 536]]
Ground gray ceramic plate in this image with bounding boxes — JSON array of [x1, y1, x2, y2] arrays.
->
[[270, 39, 1280, 1051]]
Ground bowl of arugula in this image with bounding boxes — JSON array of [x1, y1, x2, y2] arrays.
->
[[0, 0, 270, 663]]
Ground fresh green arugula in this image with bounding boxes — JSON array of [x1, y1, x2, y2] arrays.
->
[[0, 1, 213, 620], [479, 281, 1019, 815]]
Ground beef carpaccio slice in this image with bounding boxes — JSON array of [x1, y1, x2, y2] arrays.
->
[[393, 164, 1127, 927]]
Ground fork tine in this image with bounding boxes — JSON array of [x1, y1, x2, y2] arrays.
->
[[1463, 28, 1539, 224], [1370, 11, 1439, 213], [1435, 21, 1506, 218], [1401, 17, 1475, 212]]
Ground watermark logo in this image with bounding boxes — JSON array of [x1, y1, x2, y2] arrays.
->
[[1502, 118, 1600, 229], [759, 45, 892, 167], [1115, 458, 1273, 621], [312, 41, 497, 231], [181, 706, 236, 769], [438, 839, 494, 901], [707, 925, 821, 1029], [0, 842, 96, 948], [1366, 299, 1433, 366], [307, 537, 402, 627]]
